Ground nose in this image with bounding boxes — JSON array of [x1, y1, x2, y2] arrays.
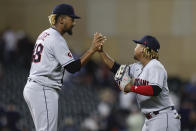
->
[[134, 47, 137, 52]]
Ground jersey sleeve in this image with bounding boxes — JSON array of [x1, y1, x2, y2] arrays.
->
[[52, 39, 75, 67], [148, 65, 165, 88]]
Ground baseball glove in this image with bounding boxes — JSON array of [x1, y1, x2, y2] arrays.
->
[[114, 65, 131, 92]]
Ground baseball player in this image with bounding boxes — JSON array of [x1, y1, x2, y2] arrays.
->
[[23, 4, 105, 131], [99, 35, 181, 131]]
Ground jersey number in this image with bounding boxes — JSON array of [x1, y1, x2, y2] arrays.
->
[[32, 43, 44, 63]]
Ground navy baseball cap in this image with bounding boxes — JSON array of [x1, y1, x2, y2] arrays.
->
[[133, 35, 160, 52], [52, 4, 80, 19]]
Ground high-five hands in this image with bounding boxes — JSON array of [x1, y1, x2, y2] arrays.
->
[[90, 32, 107, 53]]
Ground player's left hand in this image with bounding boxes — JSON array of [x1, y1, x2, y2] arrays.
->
[[114, 65, 132, 92], [124, 79, 135, 93]]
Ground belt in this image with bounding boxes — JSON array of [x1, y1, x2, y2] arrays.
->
[[28, 78, 60, 92], [144, 106, 174, 120]]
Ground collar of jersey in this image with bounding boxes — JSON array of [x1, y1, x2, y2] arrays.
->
[[51, 27, 61, 35]]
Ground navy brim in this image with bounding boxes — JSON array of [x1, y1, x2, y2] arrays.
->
[[132, 40, 143, 45], [132, 40, 138, 44], [70, 15, 81, 19]]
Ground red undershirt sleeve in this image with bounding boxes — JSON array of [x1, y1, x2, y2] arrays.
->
[[130, 85, 162, 96]]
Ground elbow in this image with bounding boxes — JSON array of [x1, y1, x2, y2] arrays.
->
[[65, 59, 81, 74], [152, 86, 162, 96], [153, 92, 160, 96]]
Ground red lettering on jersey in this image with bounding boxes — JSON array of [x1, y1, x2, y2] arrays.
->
[[139, 79, 143, 85], [68, 52, 72, 58], [143, 80, 147, 85], [37, 32, 50, 41], [134, 78, 149, 86]]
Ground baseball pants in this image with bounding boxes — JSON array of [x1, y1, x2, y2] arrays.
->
[[142, 109, 181, 131], [23, 80, 59, 131]]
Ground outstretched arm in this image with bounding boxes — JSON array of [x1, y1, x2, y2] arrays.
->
[[99, 51, 121, 74], [80, 33, 106, 66], [65, 33, 106, 73], [99, 51, 114, 69]]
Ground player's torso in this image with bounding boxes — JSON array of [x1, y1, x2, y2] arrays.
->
[[29, 28, 66, 89], [129, 59, 174, 113]]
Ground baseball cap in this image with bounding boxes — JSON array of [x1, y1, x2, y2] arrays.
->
[[52, 4, 80, 19], [133, 35, 160, 52]]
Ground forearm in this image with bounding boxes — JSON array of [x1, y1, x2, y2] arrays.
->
[[80, 49, 95, 66], [124, 84, 162, 96], [99, 51, 115, 69]]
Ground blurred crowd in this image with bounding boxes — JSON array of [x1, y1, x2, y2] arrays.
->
[[0, 28, 196, 131], [0, 27, 34, 68], [0, 103, 25, 131]]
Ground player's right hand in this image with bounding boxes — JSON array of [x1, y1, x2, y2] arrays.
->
[[90, 32, 107, 52]]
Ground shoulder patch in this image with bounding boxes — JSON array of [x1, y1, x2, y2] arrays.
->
[[67, 52, 72, 58]]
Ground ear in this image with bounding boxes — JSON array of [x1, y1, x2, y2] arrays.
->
[[141, 47, 145, 53], [59, 17, 64, 24], [59, 16, 66, 24]]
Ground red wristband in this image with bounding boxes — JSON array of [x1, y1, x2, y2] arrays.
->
[[130, 85, 154, 96]]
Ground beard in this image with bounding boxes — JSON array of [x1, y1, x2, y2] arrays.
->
[[61, 25, 74, 35], [134, 54, 138, 61], [67, 29, 72, 35], [66, 25, 74, 35]]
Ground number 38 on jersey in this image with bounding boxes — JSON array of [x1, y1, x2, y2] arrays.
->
[[32, 43, 44, 63]]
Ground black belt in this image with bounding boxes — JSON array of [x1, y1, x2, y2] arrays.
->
[[145, 106, 174, 119]]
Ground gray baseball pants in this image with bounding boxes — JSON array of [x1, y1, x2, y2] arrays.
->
[[142, 109, 181, 131], [23, 80, 59, 131]]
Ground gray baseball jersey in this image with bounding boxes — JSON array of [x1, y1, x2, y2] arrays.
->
[[29, 28, 74, 89], [129, 59, 174, 113]]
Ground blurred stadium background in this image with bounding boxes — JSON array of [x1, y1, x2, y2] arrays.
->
[[0, 0, 196, 131]]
